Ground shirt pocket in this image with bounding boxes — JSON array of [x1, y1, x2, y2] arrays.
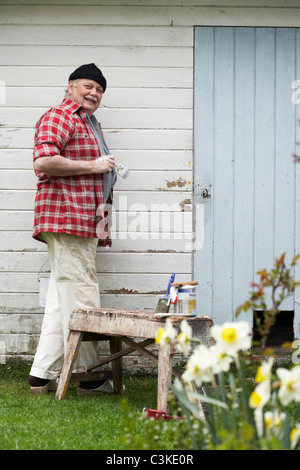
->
[[65, 127, 90, 158], [73, 126, 89, 140]]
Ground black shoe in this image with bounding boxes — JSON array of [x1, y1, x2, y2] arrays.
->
[[79, 380, 105, 390], [28, 375, 56, 394], [77, 380, 115, 396]]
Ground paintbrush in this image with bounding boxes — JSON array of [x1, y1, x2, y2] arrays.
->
[[155, 273, 175, 313], [115, 162, 130, 178]]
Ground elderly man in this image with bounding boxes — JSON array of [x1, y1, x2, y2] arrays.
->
[[28, 63, 116, 395]]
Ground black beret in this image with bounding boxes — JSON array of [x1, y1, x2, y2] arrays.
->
[[69, 63, 107, 92]]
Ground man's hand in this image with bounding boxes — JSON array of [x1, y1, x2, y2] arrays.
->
[[92, 155, 115, 173]]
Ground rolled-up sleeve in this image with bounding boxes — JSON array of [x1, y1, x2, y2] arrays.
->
[[33, 109, 75, 161]]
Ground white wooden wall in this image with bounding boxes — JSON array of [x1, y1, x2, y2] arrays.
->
[[0, 0, 300, 360]]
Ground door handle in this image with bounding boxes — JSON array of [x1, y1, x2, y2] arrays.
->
[[201, 188, 211, 199]]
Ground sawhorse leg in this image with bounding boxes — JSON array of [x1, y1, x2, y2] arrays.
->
[[157, 343, 173, 413], [56, 331, 83, 400], [110, 337, 123, 394]]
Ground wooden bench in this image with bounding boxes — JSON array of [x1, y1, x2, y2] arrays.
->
[[55, 308, 213, 413]]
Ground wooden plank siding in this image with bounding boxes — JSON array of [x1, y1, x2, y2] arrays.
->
[[1, 1, 300, 361], [0, 1, 195, 362]]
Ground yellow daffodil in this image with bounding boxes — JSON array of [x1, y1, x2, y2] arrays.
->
[[264, 410, 286, 438], [182, 344, 217, 386], [290, 424, 300, 449], [249, 381, 271, 437], [156, 327, 165, 344], [155, 318, 177, 353], [176, 320, 193, 356], [249, 380, 271, 409], [209, 344, 233, 374], [255, 357, 274, 383], [210, 321, 251, 357], [276, 365, 300, 406]]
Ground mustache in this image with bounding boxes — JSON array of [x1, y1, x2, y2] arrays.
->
[[84, 95, 98, 103]]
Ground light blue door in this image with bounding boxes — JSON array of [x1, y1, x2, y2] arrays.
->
[[194, 27, 300, 334]]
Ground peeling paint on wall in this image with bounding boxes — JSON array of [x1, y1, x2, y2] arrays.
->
[[165, 177, 187, 188]]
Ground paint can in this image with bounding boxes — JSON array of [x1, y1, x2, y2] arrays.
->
[[172, 282, 197, 315], [38, 273, 50, 307]]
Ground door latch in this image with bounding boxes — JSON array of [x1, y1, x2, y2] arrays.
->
[[201, 188, 211, 199]]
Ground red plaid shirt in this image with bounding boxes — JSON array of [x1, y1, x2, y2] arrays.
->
[[33, 99, 111, 245]]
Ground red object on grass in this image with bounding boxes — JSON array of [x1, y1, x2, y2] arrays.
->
[[143, 408, 183, 420]]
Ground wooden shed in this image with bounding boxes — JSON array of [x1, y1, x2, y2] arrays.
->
[[0, 0, 300, 364]]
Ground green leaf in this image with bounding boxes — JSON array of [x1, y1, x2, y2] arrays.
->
[[185, 389, 229, 410]]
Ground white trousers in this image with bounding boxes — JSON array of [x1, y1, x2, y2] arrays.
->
[[30, 232, 101, 380]]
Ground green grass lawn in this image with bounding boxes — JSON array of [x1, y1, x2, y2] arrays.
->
[[1, 356, 295, 450], [0, 360, 173, 450]]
